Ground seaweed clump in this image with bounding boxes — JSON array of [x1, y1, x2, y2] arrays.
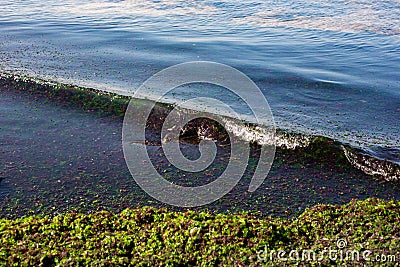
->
[[0, 198, 399, 266]]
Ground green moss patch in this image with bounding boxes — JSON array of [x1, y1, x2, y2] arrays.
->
[[0, 74, 129, 117], [0, 198, 399, 266]]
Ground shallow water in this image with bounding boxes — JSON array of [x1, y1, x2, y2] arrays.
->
[[0, 0, 399, 164], [2, 81, 400, 218]]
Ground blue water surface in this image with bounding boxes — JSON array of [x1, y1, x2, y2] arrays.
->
[[0, 0, 399, 163]]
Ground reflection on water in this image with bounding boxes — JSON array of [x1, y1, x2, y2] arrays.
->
[[3, 0, 399, 37]]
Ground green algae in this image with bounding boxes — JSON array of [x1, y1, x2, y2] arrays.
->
[[0, 198, 399, 266], [0, 74, 130, 117]]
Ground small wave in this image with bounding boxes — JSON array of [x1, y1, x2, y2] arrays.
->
[[222, 118, 311, 149], [220, 117, 400, 181], [2, 73, 399, 182], [343, 146, 400, 181]]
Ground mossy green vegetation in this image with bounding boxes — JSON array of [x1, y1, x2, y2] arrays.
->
[[0, 74, 130, 117], [0, 198, 399, 266]]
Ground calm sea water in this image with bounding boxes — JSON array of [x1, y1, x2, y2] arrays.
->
[[0, 0, 399, 163]]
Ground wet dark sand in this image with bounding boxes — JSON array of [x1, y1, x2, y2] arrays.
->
[[1, 80, 400, 219]]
